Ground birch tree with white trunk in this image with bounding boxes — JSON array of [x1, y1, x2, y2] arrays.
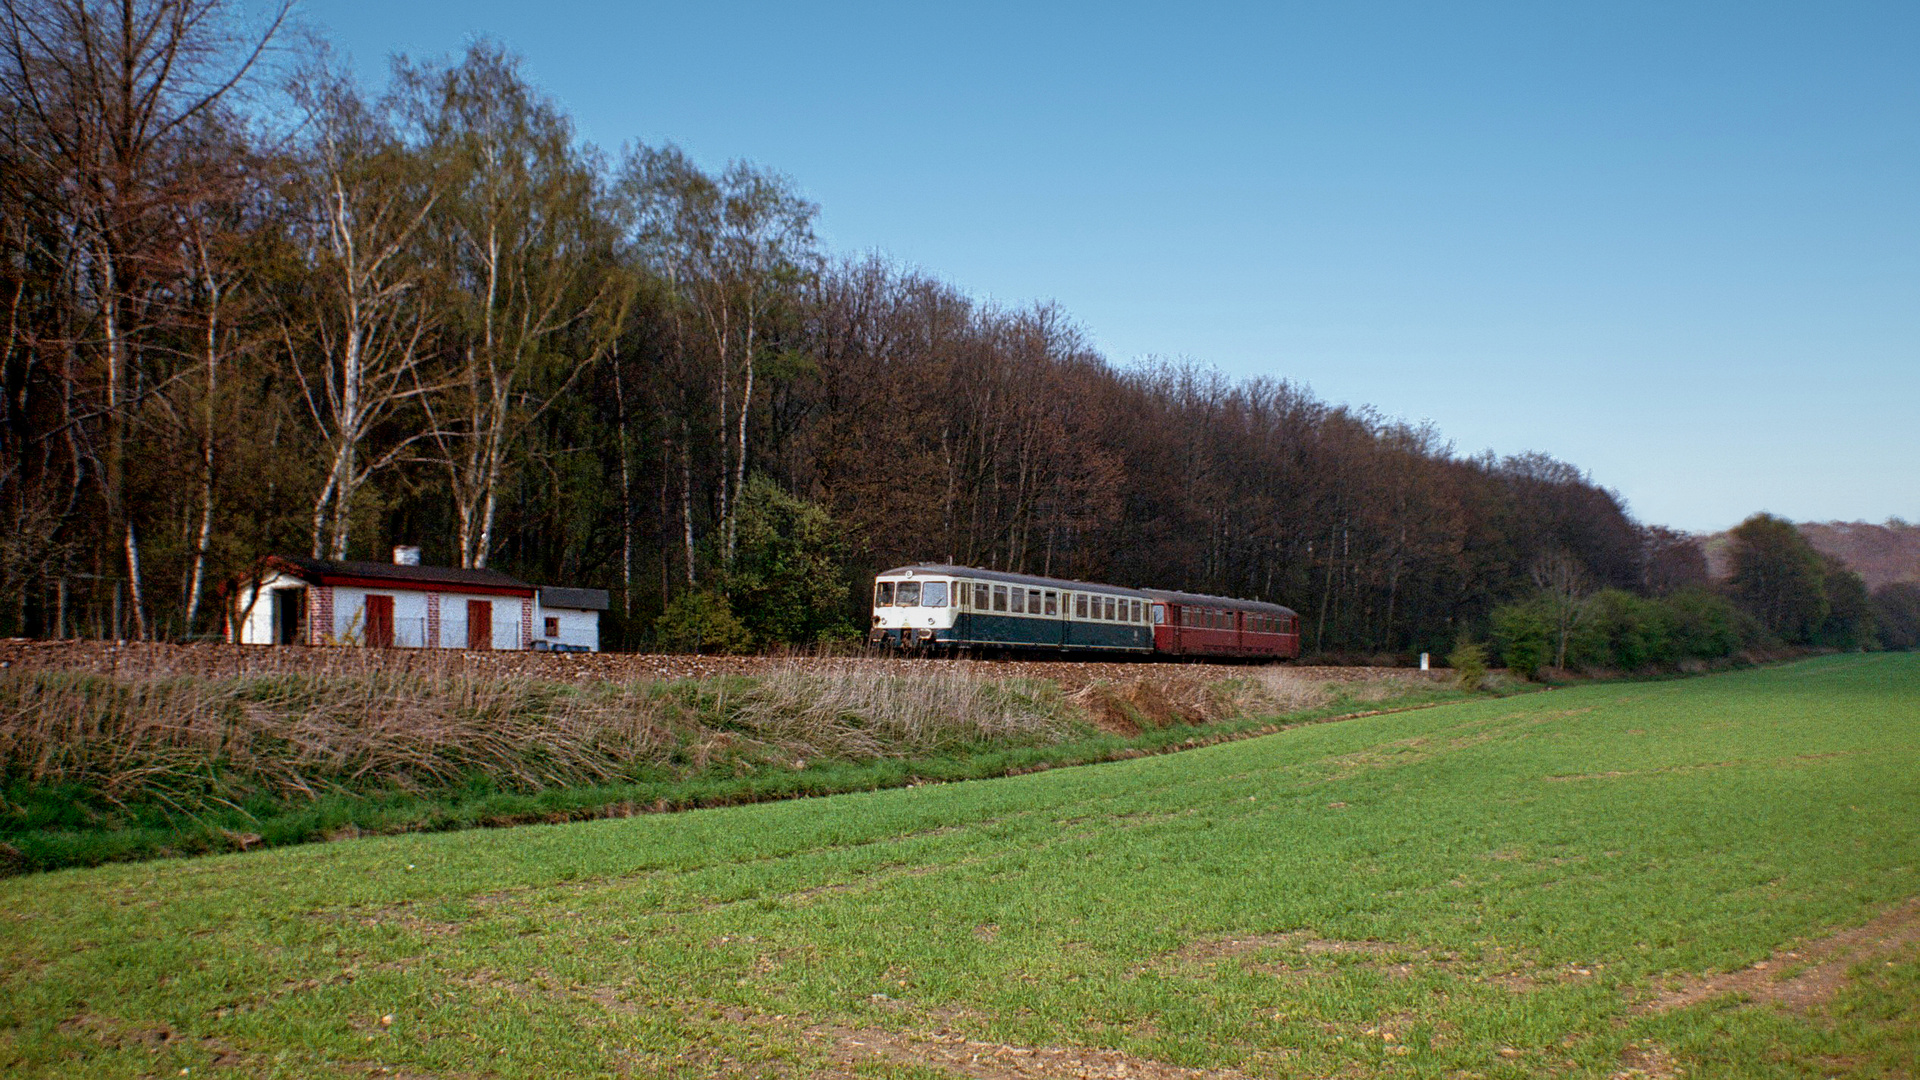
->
[[282, 62, 441, 560], [619, 145, 817, 574], [401, 43, 628, 569]]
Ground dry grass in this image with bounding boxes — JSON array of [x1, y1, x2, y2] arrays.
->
[[0, 652, 1447, 827], [0, 667, 677, 809], [725, 664, 1073, 759], [0, 660, 1081, 813]]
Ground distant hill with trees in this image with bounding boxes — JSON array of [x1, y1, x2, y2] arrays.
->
[[1702, 520, 1920, 590]]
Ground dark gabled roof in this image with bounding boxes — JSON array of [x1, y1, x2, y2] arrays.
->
[[538, 586, 609, 611], [265, 555, 534, 594], [1138, 587, 1297, 617], [877, 564, 1148, 598]]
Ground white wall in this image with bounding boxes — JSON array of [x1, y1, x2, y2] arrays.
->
[[232, 571, 303, 645], [536, 606, 600, 651], [436, 593, 528, 651], [233, 573, 534, 650]]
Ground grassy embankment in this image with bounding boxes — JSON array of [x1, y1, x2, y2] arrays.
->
[[1, 653, 1916, 1078], [0, 660, 1489, 873]]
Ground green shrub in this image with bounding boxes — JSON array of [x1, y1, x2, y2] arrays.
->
[[654, 590, 753, 654], [1491, 599, 1553, 679], [1575, 589, 1666, 670], [1447, 640, 1489, 691], [1666, 588, 1755, 660], [726, 475, 857, 646]]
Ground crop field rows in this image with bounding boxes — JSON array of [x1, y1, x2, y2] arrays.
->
[[2, 654, 1917, 1078]]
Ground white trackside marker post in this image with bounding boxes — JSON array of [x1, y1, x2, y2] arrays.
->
[[1420, 652, 1430, 671]]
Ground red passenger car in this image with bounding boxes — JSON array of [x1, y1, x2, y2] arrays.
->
[[1142, 589, 1301, 660]]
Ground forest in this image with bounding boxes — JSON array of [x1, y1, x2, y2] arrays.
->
[[0, 2, 1903, 657]]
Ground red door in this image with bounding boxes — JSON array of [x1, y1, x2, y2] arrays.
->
[[467, 600, 492, 650], [365, 595, 394, 648]]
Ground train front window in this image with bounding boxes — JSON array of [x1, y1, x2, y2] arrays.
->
[[895, 581, 920, 607], [1153, 604, 1165, 625], [876, 581, 894, 607], [922, 582, 948, 608]]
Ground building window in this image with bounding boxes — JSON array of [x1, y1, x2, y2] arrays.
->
[[545, 616, 559, 638]]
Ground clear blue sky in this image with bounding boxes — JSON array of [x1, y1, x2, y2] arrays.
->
[[295, 0, 1919, 534]]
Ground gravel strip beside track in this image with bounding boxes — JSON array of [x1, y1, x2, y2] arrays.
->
[[0, 640, 1442, 690]]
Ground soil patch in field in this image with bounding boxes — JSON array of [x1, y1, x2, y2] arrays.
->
[[1638, 896, 1920, 1014], [807, 1022, 1249, 1080], [1165, 931, 1595, 993]]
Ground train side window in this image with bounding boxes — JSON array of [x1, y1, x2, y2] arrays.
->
[[975, 583, 989, 609], [923, 581, 948, 608], [1075, 594, 1088, 618], [876, 581, 894, 607], [896, 581, 920, 607], [1103, 597, 1115, 620], [1010, 587, 1024, 614], [1044, 591, 1058, 616], [993, 585, 1008, 611], [1152, 604, 1165, 625], [1131, 599, 1142, 622], [1029, 589, 1042, 612]]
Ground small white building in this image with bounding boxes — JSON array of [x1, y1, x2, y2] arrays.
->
[[230, 549, 606, 652], [534, 587, 609, 652]]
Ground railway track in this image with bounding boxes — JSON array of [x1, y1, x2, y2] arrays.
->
[[0, 639, 1439, 691]]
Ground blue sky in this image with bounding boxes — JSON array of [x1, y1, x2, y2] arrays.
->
[[295, 0, 1919, 533]]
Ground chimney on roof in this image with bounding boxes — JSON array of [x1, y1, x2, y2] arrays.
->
[[392, 545, 422, 566]]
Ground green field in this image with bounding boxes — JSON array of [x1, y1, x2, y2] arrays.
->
[[3, 654, 1917, 1078]]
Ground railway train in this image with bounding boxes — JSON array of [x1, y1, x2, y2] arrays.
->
[[868, 564, 1301, 661]]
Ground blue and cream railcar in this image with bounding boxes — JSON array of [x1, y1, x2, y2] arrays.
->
[[870, 564, 1153, 655]]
